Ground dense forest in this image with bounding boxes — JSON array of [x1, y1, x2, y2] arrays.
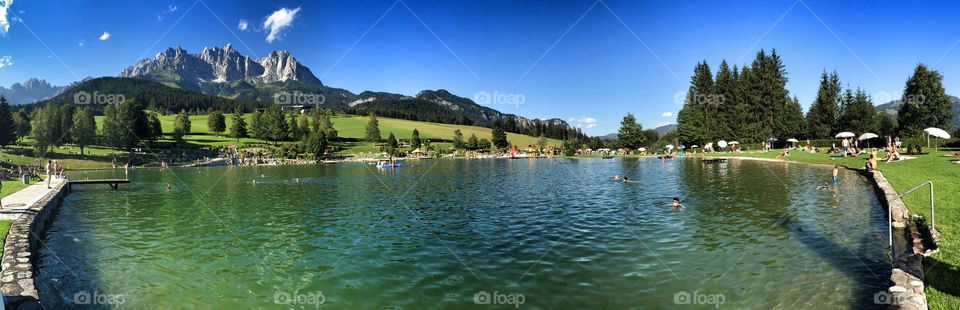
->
[[674, 49, 953, 146]]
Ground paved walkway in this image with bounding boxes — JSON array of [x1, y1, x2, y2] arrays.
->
[[0, 178, 66, 221]]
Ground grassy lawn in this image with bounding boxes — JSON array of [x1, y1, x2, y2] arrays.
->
[[1, 179, 34, 199], [93, 113, 563, 148], [0, 220, 10, 257], [707, 148, 960, 309]]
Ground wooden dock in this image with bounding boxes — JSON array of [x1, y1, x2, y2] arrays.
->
[[67, 179, 130, 192]]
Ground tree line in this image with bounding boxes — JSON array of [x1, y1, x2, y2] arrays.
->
[[672, 50, 953, 146]]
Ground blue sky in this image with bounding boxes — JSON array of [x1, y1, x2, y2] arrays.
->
[[1, 0, 960, 135]]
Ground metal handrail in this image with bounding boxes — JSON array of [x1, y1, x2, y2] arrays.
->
[[888, 180, 935, 252]]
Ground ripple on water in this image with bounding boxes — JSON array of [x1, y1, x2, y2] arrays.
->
[[35, 159, 889, 309]]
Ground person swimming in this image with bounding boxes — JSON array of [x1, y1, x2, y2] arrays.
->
[[613, 175, 622, 182], [166, 183, 172, 192], [672, 197, 683, 208]]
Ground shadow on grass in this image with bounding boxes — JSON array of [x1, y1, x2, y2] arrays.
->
[[924, 255, 960, 297]]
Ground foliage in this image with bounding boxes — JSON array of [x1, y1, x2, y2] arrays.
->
[[365, 112, 381, 142], [0, 97, 15, 147], [71, 108, 97, 155], [207, 111, 226, 136], [491, 126, 509, 150], [897, 64, 953, 136]]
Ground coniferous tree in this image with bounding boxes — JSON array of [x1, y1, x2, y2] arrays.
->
[[31, 106, 59, 155], [452, 129, 464, 149], [231, 110, 249, 142], [806, 71, 841, 138], [411, 129, 421, 148], [365, 112, 381, 142], [839, 88, 877, 134], [616, 113, 646, 148], [0, 97, 16, 148], [491, 126, 509, 150], [146, 113, 163, 141]]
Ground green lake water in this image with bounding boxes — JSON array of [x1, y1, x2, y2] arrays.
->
[[36, 158, 891, 309]]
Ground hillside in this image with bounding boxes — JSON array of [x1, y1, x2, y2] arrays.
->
[[93, 113, 562, 151], [33, 77, 263, 113], [875, 95, 960, 129], [118, 44, 581, 140]]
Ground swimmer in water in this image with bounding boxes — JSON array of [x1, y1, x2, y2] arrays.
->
[[672, 197, 683, 208], [622, 176, 632, 183], [166, 183, 172, 192], [613, 175, 622, 182], [832, 164, 839, 184]]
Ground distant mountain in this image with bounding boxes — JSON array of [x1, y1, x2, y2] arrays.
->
[[874, 95, 960, 130], [0, 78, 82, 105], [653, 123, 677, 136], [598, 123, 676, 140], [117, 44, 579, 139], [121, 44, 321, 87], [36, 77, 260, 113]]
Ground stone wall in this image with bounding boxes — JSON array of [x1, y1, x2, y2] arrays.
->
[[1, 181, 67, 309], [870, 171, 928, 310]]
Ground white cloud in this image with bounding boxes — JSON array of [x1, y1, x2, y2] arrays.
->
[[0, 56, 12, 69], [262, 7, 300, 43], [661, 112, 673, 117], [238, 19, 248, 31], [157, 5, 177, 21], [573, 117, 597, 129], [0, 0, 13, 35], [99, 31, 111, 41], [78, 39, 85, 47]]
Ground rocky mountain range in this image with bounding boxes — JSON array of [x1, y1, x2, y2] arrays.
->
[[118, 44, 573, 133], [120, 44, 322, 89], [0, 78, 81, 105]]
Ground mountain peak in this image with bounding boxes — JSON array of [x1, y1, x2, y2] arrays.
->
[[122, 44, 322, 86]]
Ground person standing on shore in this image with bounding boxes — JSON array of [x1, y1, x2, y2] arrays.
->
[[45, 160, 52, 189]]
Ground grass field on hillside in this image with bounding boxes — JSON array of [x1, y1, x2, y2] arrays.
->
[[95, 113, 562, 148]]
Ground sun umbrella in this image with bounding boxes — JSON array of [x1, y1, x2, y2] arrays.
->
[[679, 145, 686, 149], [729, 141, 740, 145], [691, 145, 699, 148], [666, 144, 675, 150], [924, 127, 952, 152], [638, 147, 646, 152], [717, 140, 728, 148], [786, 138, 799, 143], [835, 132, 855, 138], [858, 133, 878, 140]]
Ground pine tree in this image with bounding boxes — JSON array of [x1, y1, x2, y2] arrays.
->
[[806, 71, 841, 138], [491, 126, 509, 150], [12, 110, 30, 144], [839, 88, 877, 134], [452, 129, 464, 149], [0, 97, 16, 148], [365, 112, 381, 142], [616, 113, 646, 148], [411, 129, 421, 148], [231, 110, 248, 142]]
